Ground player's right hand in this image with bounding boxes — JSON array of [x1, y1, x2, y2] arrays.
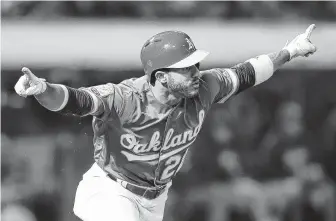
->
[[283, 24, 317, 60], [14, 67, 47, 98]]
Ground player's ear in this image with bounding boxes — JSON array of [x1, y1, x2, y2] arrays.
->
[[155, 70, 167, 84]]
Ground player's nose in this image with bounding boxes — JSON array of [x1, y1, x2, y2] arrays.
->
[[192, 67, 200, 78]]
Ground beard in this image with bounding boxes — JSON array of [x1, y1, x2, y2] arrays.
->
[[166, 75, 199, 98]]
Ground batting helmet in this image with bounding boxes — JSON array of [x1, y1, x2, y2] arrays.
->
[[140, 31, 209, 84]]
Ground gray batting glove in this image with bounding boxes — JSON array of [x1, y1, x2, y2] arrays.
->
[[283, 24, 317, 60], [14, 67, 47, 98]]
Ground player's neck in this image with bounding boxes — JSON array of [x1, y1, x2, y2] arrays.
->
[[150, 83, 182, 107]]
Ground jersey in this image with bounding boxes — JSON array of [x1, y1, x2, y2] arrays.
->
[[83, 68, 239, 188]]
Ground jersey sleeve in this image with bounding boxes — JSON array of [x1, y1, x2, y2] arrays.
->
[[200, 68, 239, 104], [82, 83, 137, 122]]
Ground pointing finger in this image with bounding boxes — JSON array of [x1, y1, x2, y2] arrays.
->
[[304, 24, 316, 40]]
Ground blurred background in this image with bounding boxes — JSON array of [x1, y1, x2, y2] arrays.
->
[[1, 1, 336, 221]]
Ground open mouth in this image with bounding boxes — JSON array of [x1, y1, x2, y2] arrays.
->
[[192, 80, 199, 86], [192, 82, 200, 89]]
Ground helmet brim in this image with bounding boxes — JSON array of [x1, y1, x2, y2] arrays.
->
[[167, 50, 209, 69]]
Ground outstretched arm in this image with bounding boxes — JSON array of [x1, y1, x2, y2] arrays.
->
[[15, 67, 101, 116], [201, 24, 317, 104], [233, 24, 317, 91]]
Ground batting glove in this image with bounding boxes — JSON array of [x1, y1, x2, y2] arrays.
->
[[14, 67, 47, 98], [283, 24, 317, 60]]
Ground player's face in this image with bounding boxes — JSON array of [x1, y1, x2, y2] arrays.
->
[[166, 65, 201, 98]]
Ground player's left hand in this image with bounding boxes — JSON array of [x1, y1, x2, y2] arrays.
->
[[283, 24, 317, 60]]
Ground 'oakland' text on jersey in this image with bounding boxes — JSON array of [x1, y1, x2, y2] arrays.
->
[[83, 68, 239, 187]]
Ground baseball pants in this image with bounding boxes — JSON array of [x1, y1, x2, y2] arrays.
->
[[73, 163, 171, 221]]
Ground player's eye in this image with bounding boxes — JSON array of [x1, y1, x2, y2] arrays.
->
[[182, 66, 192, 72]]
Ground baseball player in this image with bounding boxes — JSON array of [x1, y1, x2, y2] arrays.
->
[[15, 24, 317, 221]]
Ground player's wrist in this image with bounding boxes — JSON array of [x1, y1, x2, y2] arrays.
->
[[39, 79, 47, 94], [282, 45, 297, 60], [32, 78, 47, 96], [34, 83, 70, 112]]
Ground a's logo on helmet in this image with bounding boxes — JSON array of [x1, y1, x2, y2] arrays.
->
[[185, 38, 194, 50], [147, 60, 153, 67]]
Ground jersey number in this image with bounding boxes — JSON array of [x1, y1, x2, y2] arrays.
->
[[160, 152, 188, 180]]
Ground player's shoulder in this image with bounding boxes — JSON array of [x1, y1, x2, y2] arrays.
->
[[200, 67, 238, 84], [118, 75, 150, 94], [200, 68, 232, 77], [82, 82, 115, 98], [84, 76, 148, 99]]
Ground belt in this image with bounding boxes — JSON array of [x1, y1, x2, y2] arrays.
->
[[107, 174, 166, 200]]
